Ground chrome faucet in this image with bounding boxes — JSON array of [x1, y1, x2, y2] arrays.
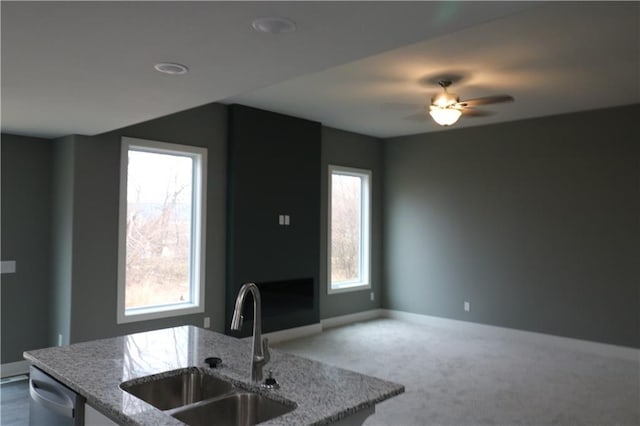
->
[[230, 283, 270, 383]]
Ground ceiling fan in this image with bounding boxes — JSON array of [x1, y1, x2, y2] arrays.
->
[[428, 80, 514, 126]]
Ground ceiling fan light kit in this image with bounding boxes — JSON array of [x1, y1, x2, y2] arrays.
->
[[429, 106, 462, 126], [427, 79, 514, 127], [429, 80, 462, 126]]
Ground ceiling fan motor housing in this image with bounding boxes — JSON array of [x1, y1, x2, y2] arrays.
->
[[431, 79, 460, 108], [431, 92, 459, 108]]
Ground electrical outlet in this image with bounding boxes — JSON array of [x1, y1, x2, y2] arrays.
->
[[203, 317, 211, 328], [370, 292, 375, 301], [464, 301, 470, 312], [58, 333, 63, 346]]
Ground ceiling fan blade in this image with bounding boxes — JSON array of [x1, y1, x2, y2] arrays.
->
[[381, 102, 424, 111], [457, 95, 514, 107], [461, 108, 494, 117]]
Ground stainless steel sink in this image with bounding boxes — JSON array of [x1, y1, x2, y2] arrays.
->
[[120, 367, 234, 410], [170, 392, 296, 426], [120, 368, 296, 425]]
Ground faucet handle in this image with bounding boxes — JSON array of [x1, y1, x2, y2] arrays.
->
[[261, 337, 270, 365]]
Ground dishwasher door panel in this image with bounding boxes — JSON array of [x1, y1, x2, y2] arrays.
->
[[29, 366, 85, 426]]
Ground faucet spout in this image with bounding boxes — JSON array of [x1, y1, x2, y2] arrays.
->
[[230, 283, 270, 382]]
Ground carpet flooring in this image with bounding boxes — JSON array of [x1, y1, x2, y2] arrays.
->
[[273, 318, 639, 426]]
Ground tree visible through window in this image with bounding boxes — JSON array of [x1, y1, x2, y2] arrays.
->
[[125, 150, 193, 308], [118, 137, 207, 323], [331, 174, 361, 283], [328, 165, 371, 293]]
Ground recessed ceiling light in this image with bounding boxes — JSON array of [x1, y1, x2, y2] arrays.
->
[[251, 17, 297, 34], [154, 63, 189, 75]]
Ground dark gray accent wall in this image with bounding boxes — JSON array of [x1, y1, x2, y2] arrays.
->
[[1, 134, 52, 363], [226, 105, 321, 335], [320, 127, 384, 319], [383, 105, 640, 347], [55, 103, 228, 343]]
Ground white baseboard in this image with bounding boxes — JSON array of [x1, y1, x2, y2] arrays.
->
[[259, 323, 323, 345], [320, 309, 383, 330], [250, 308, 638, 361], [1, 360, 30, 378], [251, 311, 383, 345], [381, 309, 639, 361]]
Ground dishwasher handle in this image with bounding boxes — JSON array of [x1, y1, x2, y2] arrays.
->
[[29, 378, 75, 418]]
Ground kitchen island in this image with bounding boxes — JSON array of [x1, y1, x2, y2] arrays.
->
[[24, 326, 404, 425]]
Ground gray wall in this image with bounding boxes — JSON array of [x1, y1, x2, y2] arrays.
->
[[5, 101, 634, 359], [383, 105, 640, 347], [2, 104, 385, 362], [51, 136, 75, 347], [57, 104, 228, 343], [320, 127, 384, 319], [1, 134, 52, 363]]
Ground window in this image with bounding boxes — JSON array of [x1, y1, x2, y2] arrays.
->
[[328, 165, 371, 293], [117, 137, 207, 323]]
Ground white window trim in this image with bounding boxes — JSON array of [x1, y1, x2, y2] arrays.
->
[[117, 137, 207, 324], [328, 165, 372, 295]]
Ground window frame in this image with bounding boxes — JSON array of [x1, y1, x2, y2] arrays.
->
[[327, 165, 372, 294], [117, 137, 207, 324]]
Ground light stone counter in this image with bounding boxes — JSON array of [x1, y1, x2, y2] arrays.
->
[[24, 325, 404, 425]]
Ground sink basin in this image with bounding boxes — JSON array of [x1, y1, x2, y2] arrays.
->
[[120, 368, 234, 410], [170, 392, 296, 426], [121, 367, 296, 424]]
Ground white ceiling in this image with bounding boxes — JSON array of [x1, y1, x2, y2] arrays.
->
[[228, 2, 640, 137], [1, 2, 638, 139]]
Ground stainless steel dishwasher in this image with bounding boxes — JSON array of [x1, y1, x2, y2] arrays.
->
[[29, 366, 85, 426]]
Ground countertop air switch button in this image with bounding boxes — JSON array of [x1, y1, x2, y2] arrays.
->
[[262, 370, 280, 389], [204, 357, 222, 368]]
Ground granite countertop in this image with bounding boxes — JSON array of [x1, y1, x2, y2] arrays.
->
[[24, 325, 404, 425]]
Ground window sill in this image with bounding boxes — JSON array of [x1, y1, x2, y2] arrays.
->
[[328, 282, 371, 295], [117, 303, 204, 324]]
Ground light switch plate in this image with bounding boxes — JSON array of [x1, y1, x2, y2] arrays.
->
[[1, 261, 16, 274]]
